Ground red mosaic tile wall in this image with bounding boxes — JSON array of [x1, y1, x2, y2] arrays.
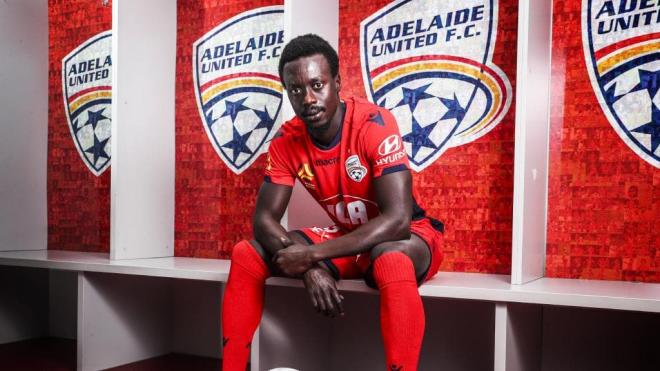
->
[[48, 0, 111, 252], [339, 0, 519, 273], [175, 0, 282, 258], [547, 0, 660, 282]]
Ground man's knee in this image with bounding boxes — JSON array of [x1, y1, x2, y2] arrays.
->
[[232, 239, 268, 265], [368, 237, 431, 283], [231, 233, 308, 268], [370, 241, 409, 262]]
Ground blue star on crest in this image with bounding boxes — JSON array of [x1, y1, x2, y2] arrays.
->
[[603, 83, 621, 106], [222, 125, 253, 163], [221, 97, 251, 122], [629, 69, 660, 99], [631, 103, 660, 154], [86, 108, 109, 130], [205, 109, 218, 128], [395, 83, 434, 112], [402, 116, 438, 159], [84, 135, 109, 166], [626, 68, 660, 155], [253, 106, 275, 131], [440, 93, 467, 122]]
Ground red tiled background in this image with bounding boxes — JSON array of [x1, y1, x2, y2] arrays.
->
[[175, 0, 282, 258], [339, 0, 519, 273], [546, 0, 660, 282], [45, 0, 522, 271], [48, 1, 658, 282], [48, 0, 111, 252]]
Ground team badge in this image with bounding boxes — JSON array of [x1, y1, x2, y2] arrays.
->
[[193, 6, 285, 174], [582, 0, 660, 168], [361, 0, 512, 172], [62, 31, 112, 176], [345, 155, 368, 182]]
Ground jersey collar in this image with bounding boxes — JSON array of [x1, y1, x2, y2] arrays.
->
[[309, 101, 346, 150]]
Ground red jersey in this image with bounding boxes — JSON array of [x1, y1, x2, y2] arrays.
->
[[265, 97, 439, 233]]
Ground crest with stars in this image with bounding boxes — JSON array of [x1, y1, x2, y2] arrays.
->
[[62, 31, 112, 176], [193, 6, 284, 174], [360, 0, 512, 172], [582, 0, 660, 168]]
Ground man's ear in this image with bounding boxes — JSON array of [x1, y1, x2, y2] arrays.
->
[[335, 73, 342, 93]]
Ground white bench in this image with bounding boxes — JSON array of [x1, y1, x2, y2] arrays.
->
[[1, 250, 659, 371]]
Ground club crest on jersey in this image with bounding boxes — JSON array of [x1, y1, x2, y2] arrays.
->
[[193, 6, 284, 174], [582, 0, 660, 168], [361, 0, 512, 172], [62, 31, 112, 176], [345, 155, 368, 182]]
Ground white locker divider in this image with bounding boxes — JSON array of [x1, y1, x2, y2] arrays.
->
[[110, 0, 177, 260], [282, 0, 339, 232], [0, 0, 48, 252], [511, 0, 553, 285]]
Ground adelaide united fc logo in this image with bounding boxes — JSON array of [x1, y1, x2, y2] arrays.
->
[[62, 31, 112, 176], [583, 0, 660, 168], [361, 0, 512, 172], [193, 6, 285, 174]]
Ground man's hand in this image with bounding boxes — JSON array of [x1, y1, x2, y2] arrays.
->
[[273, 237, 316, 276], [303, 267, 344, 317]]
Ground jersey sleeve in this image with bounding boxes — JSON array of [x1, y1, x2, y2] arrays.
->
[[264, 135, 295, 187], [362, 108, 410, 178]]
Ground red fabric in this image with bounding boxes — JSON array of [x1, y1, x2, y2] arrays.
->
[[339, 0, 519, 274], [373, 252, 424, 371], [175, 0, 282, 259], [298, 218, 443, 282], [47, 0, 112, 252], [295, 226, 363, 279], [546, 0, 660, 282], [266, 97, 419, 232], [221, 240, 270, 371], [267, 97, 409, 186]]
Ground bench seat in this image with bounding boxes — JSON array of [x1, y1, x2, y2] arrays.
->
[[1, 249, 658, 313]]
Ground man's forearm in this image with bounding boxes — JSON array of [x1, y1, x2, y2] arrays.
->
[[253, 215, 289, 255], [310, 213, 410, 262], [255, 215, 333, 276]]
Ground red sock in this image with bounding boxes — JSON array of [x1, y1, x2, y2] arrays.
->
[[373, 252, 425, 371], [221, 240, 270, 371]]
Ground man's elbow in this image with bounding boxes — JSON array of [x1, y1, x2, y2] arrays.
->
[[252, 213, 267, 235], [387, 215, 412, 241]]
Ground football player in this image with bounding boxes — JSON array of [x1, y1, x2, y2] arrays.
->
[[221, 34, 444, 371]]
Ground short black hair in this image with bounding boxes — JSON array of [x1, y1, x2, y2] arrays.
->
[[278, 34, 339, 86]]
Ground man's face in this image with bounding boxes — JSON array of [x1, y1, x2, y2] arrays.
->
[[282, 54, 341, 131]]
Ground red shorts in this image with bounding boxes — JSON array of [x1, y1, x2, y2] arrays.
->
[[292, 218, 443, 286]]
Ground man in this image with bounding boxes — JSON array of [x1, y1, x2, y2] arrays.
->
[[221, 34, 443, 371]]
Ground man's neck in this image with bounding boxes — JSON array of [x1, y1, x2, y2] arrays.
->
[[309, 101, 346, 147]]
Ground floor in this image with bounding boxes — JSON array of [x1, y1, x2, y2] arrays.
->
[[0, 338, 225, 371], [0, 338, 75, 371]]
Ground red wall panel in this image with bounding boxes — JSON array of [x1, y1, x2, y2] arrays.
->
[[547, 0, 660, 282], [48, 0, 111, 252], [339, 0, 519, 273], [175, 0, 282, 258]]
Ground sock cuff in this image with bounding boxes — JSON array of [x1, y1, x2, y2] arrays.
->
[[231, 240, 270, 280], [372, 251, 416, 288]]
